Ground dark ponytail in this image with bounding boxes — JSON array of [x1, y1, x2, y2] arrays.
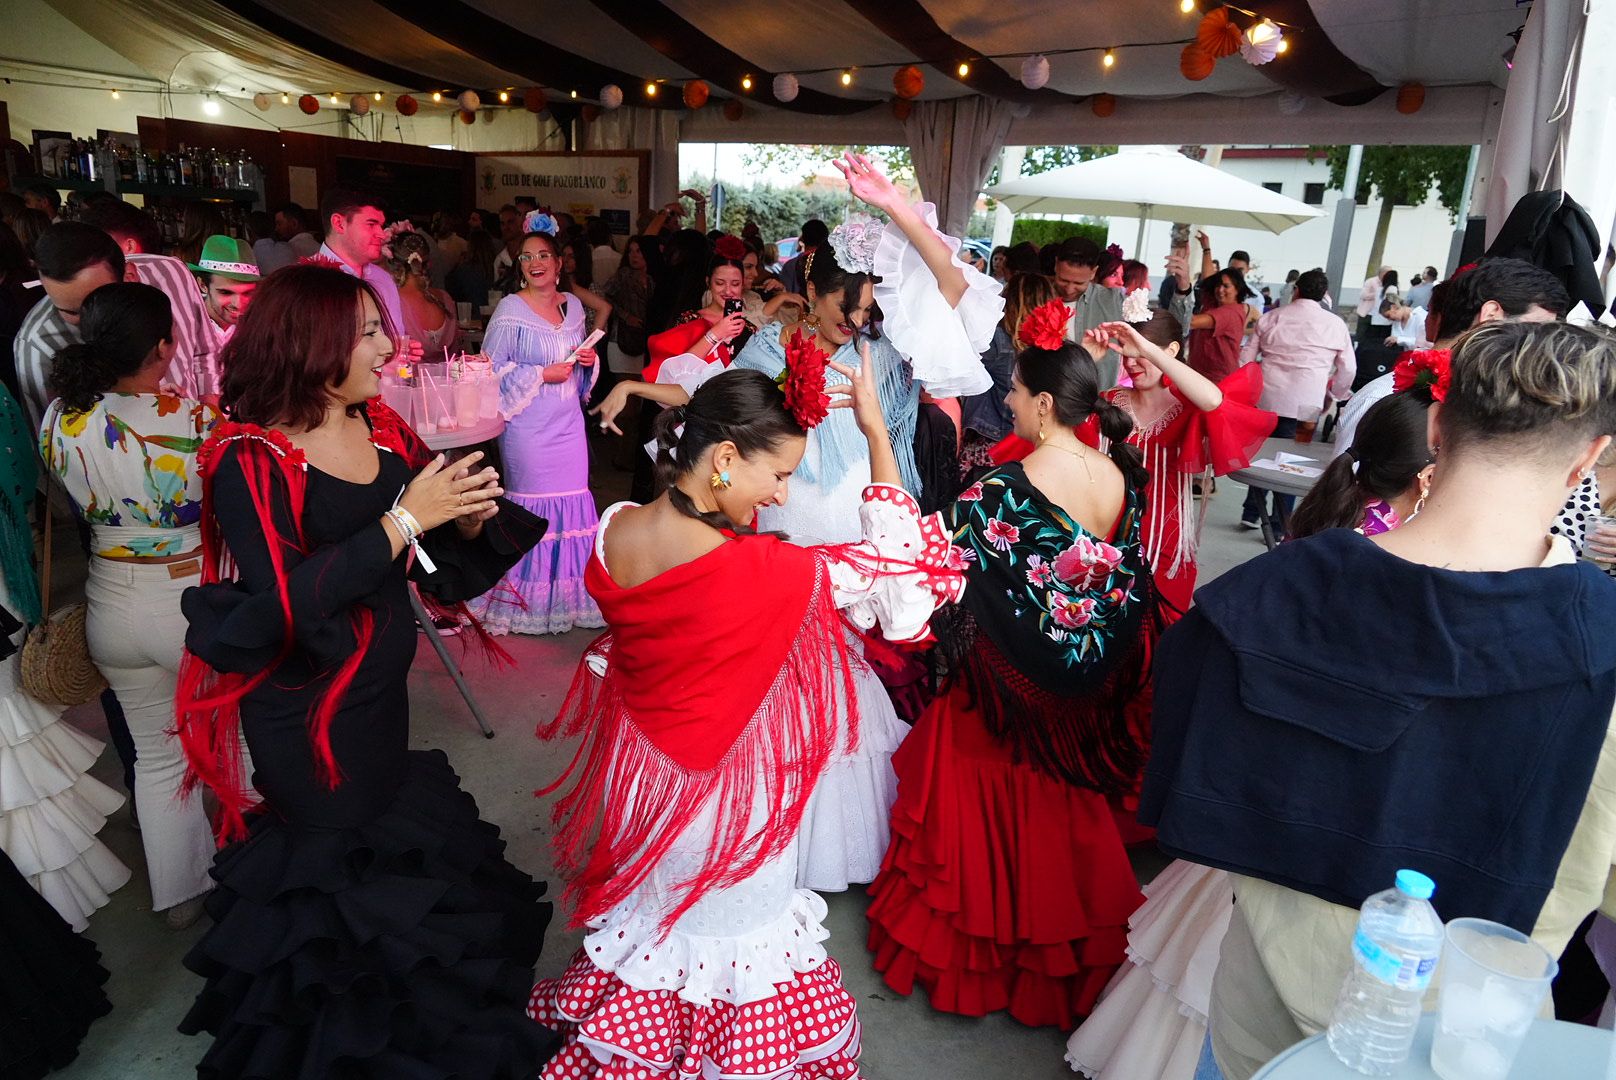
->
[[1289, 392, 1434, 539], [652, 369, 806, 533], [47, 282, 173, 413], [1016, 342, 1147, 488]]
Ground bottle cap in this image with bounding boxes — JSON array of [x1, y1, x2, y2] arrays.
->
[[1395, 869, 1435, 900]]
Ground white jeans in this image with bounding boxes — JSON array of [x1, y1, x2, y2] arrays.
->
[[85, 555, 215, 910]]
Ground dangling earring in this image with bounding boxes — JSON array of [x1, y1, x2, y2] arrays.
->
[[1408, 473, 1432, 521], [803, 310, 821, 331], [709, 470, 732, 491], [1037, 417, 1048, 443]]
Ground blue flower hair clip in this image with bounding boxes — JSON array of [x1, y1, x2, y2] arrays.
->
[[523, 210, 559, 237]]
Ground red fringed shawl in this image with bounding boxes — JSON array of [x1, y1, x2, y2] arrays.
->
[[175, 400, 493, 843], [538, 533, 857, 935]]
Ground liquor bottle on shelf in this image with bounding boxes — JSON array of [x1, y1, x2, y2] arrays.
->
[[134, 150, 150, 184], [177, 145, 194, 186], [64, 142, 81, 180]]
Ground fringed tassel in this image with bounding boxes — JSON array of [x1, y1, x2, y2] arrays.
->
[[418, 592, 518, 669], [537, 567, 858, 936]]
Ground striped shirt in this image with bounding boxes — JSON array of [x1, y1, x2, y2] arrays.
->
[[13, 295, 78, 433], [128, 253, 220, 401]]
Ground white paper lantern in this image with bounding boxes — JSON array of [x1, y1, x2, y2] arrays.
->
[[1240, 20, 1283, 66], [773, 73, 799, 103], [600, 84, 623, 110], [349, 94, 370, 115], [458, 89, 481, 112], [1021, 54, 1051, 91], [1277, 90, 1308, 115], [252, 92, 272, 111]]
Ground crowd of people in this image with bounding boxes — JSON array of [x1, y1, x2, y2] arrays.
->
[[1, 152, 1615, 1080]]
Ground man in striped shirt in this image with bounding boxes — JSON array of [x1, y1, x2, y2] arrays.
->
[[81, 201, 220, 404], [13, 223, 124, 431]]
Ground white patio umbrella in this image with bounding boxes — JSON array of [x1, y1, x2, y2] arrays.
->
[[984, 146, 1325, 258]]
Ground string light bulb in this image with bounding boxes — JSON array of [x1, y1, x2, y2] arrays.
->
[[1276, 37, 1289, 54], [840, 69, 854, 87], [432, 91, 442, 102], [373, 91, 382, 101], [498, 90, 509, 102], [570, 89, 578, 98], [1180, 0, 1196, 11], [204, 95, 222, 116], [281, 92, 290, 104], [330, 93, 340, 104], [742, 75, 753, 91], [646, 82, 659, 97], [110, 89, 120, 100], [957, 61, 971, 78], [1103, 48, 1116, 69]]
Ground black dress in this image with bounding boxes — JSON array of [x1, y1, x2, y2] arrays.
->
[[0, 777, 112, 1080], [177, 427, 558, 1079]]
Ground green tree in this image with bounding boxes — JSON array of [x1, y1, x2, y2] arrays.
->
[[739, 144, 913, 182], [983, 144, 1118, 187], [1310, 145, 1472, 277], [682, 173, 859, 246]]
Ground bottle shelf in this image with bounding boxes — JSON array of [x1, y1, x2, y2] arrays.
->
[[116, 181, 259, 203]]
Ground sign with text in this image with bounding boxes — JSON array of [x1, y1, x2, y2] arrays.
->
[[475, 152, 649, 236]]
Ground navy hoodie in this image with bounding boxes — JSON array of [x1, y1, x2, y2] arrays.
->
[[1140, 528, 1616, 931]]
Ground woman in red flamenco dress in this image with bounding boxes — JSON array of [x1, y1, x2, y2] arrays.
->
[[529, 353, 964, 1078], [867, 308, 1159, 1029]]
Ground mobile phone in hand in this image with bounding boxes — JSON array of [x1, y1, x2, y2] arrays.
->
[[723, 298, 744, 318]]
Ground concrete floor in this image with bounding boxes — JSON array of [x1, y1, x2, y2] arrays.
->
[[46, 463, 1274, 1080]]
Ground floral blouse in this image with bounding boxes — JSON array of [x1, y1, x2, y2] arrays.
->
[[41, 393, 219, 557]]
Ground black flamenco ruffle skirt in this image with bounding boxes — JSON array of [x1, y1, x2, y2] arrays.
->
[[0, 847, 112, 1079], [179, 749, 559, 1079]]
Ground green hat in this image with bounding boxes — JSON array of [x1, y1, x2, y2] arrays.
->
[[187, 235, 260, 282]]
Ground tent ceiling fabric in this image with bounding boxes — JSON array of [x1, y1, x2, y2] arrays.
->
[[40, 0, 1519, 118]]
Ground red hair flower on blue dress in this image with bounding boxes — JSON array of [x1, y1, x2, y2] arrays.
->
[[778, 328, 832, 430]]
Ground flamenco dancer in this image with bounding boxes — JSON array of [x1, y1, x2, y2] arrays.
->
[[472, 211, 611, 635], [867, 302, 1157, 1029], [730, 153, 1000, 891], [529, 358, 964, 1080], [173, 265, 557, 1078]]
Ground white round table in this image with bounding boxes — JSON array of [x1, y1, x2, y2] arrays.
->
[[418, 415, 504, 453], [1254, 1015, 1614, 1078]]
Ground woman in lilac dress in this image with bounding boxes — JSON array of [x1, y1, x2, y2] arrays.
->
[[472, 213, 612, 634]]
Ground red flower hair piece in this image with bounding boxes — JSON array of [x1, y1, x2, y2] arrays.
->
[[1018, 298, 1072, 351], [299, 254, 346, 271], [713, 234, 748, 261], [1392, 348, 1452, 402], [779, 328, 832, 430]]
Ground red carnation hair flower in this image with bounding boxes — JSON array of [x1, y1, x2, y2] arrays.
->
[[713, 234, 748, 261], [1018, 297, 1072, 351], [1392, 348, 1452, 402], [779, 328, 832, 430]]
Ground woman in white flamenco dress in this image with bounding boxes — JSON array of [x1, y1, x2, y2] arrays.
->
[[0, 574, 132, 932]]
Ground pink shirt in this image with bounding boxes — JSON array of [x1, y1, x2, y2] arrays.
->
[[1240, 299, 1356, 419]]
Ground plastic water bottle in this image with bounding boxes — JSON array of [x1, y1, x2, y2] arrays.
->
[[1326, 869, 1445, 1074]]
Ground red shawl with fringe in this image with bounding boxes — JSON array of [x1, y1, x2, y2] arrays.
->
[[539, 532, 856, 934], [175, 400, 500, 843]]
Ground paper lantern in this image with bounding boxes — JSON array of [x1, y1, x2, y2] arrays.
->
[[1021, 54, 1050, 90], [1240, 20, 1283, 65], [523, 87, 547, 113], [349, 94, 370, 115], [298, 94, 320, 115], [600, 84, 623, 110], [1277, 90, 1308, 115], [893, 65, 924, 100], [1180, 43, 1216, 81], [683, 80, 710, 109], [773, 73, 799, 103], [892, 98, 912, 121], [252, 93, 272, 111], [1091, 93, 1116, 118], [396, 94, 418, 116], [1396, 82, 1426, 115], [457, 108, 476, 125], [1196, 8, 1243, 59], [723, 99, 745, 122], [582, 103, 601, 122], [457, 90, 480, 112]]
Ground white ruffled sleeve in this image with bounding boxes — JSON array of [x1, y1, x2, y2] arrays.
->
[[872, 202, 1004, 398], [825, 484, 968, 644]]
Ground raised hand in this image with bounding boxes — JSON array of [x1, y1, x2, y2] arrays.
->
[[590, 382, 634, 435], [826, 341, 888, 438], [835, 152, 901, 214]]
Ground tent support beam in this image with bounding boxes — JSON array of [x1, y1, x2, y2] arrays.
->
[[1324, 145, 1363, 307], [1134, 205, 1152, 264]]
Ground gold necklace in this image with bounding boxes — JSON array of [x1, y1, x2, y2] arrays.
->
[[1042, 439, 1097, 484]]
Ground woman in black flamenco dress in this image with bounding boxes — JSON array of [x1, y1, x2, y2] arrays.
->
[[174, 265, 557, 1078]]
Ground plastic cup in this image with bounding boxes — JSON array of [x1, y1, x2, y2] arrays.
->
[[1431, 918, 1557, 1080], [456, 301, 472, 325], [1293, 404, 1322, 445], [1583, 513, 1616, 568]]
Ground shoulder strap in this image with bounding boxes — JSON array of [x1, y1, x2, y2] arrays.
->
[[37, 505, 50, 619]]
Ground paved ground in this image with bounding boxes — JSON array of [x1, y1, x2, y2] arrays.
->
[[48, 461, 1275, 1080]]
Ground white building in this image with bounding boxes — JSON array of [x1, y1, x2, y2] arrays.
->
[[1101, 146, 1461, 305]]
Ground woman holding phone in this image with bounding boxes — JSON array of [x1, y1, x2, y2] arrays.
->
[[642, 237, 752, 380]]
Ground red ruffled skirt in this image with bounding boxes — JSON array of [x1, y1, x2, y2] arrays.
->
[[530, 950, 861, 1078], [866, 683, 1143, 1028]]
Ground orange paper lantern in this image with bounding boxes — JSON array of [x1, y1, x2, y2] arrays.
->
[[1180, 43, 1216, 81], [298, 94, 320, 115], [723, 99, 745, 122], [683, 80, 710, 109], [1396, 82, 1426, 115], [1092, 93, 1117, 118], [396, 94, 418, 116], [893, 64, 925, 100], [457, 108, 476, 125], [524, 87, 547, 113], [892, 98, 913, 121], [1197, 8, 1244, 59]]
